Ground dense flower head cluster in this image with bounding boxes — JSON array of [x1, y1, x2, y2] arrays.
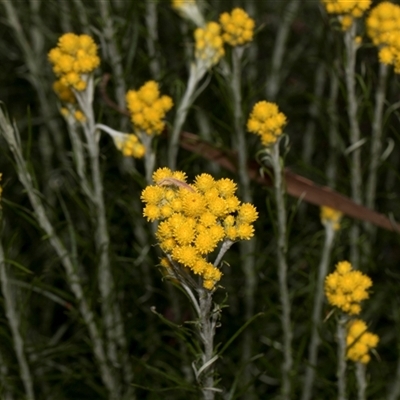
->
[[247, 101, 287, 146], [366, 2, 400, 46], [126, 81, 173, 135], [113, 134, 145, 159], [171, 0, 204, 27], [346, 319, 379, 363], [53, 80, 76, 104], [141, 168, 258, 290], [325, 261, 372, 315], [194, 22, 225, 68], [366, 2, 400, 72], [48, 33, 100, 91], [219, 8, 255, 46], [321, 0, 371, 30], [320, 206, 343, 231]]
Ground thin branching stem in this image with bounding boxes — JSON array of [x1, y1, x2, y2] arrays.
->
[[302, 223, 336, 400], [271, 140, 292, 399], [168, 62, 207, 170], [337, 314, 349, 400], [145, 0, 161, 80], [344, 23, 362, 269], [266, 0, 300, 101], [197, 288, 219, 400]]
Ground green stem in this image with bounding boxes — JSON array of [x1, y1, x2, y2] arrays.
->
[[337, 314, 348, 400], [271, 140, 292, 399], [344, 23, 362, 269]]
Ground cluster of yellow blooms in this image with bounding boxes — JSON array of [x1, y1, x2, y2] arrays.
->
[[113, 134, 145, 159], [321, 0, 371, 30], [320, 206, 343, 231], [126, 81, 173, 136], [325, 261, 372, 315], [346, 319, 379, 364], [247, 101, 287, 146], [219, 8, 255, 46], [366, 2, 400, 72], [194, 22, 225, 68], [48, 33, 100, 91], [141, 168, 258, 290]]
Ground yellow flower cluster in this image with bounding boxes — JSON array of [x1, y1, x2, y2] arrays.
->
[[247, 101, 287, 146], [366, 2, 400, 72], [194, 22, 225, 68], [219, 8, 255, 46], [321, 0, 371, 30], [325, 261, 372, 315], [366, 2, 400, 46], [113, 134, 145, 159], [346, 319, 379, 363], [53, 80, 76, 104], [141, 168, 258, 290], [320, 206, 343, 231], [48, 33, 100, 91], [126, 81, 173, 135], [172, 0, 195, 7]]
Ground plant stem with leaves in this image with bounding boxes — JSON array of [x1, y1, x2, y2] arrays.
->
[[270, 139, 293, 399]]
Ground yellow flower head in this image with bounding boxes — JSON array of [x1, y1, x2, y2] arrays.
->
[[219, 8, 255, 46], [247, 101, 287, 146], [194, 22, 225, 69], [321, 0, 371, 18], [366, 2, 400, 46], [171, 0, 204, 27], [113, 133, 145, 159], [325, 261, 372, 315], [141, 169, 258, 290], [52, 80, 76, 104], [48, 33, 100, 91], [346, 319, 379, 363], [320, 206, 343, 231], [126, 81, 173, 135]]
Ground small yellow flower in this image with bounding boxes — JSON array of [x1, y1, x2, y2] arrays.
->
[[194, 22, 225, 68], [325, 261, 372, 315], [113, 134, 145, 159], [320, 206, 342, 231], [219, 8, 255, 46], [346, 319, 379, 363], [247, 101, 287, 146], [48, 33, 100, 91], [126, 81, 173, 135]]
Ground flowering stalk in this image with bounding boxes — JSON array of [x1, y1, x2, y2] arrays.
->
[[270, 139, 293, 399], [302, 207, 340, 400], [168, 21, 224, 169], [337, 314, 349, 400], [0, 107, 118, 396], [75, 82, 134, 394], [344, 23, 362, 269], [145, 0, 161, 80]]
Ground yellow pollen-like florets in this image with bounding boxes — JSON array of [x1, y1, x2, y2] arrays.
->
[[141, 168, 258, 290], [321, 0, 371, 18], [113, 134, 145, 159], [247, 101, 287, 146], [346, 319, 379, 363], [367, 2, 400, 46], [171, 0, 204, 27], [48, 33, 100, 91], [126, 81, 173, 135], [219, 8, 255, 46], [325, 261, 372, 315], [194, 22, 225, 69], [320, 206, 343, 231]]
